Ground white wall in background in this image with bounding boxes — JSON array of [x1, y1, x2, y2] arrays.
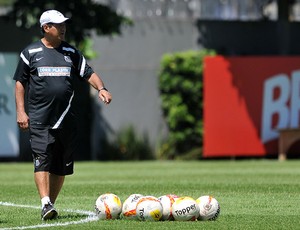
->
[[0, 53, 19, 157]]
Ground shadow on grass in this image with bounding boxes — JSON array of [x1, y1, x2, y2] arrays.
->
[[57, 213, 87, 220]]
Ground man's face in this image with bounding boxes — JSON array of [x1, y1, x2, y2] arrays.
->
[[45, 22, 66, 41]]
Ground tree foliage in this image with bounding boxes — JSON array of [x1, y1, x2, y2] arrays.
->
[[158, 49, 216, 158], [4, 0, 131, 55]]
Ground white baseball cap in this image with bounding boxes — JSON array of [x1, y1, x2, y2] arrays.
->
[[40, 10, 69, 27]]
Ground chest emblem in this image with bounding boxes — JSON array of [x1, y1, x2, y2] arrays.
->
[[64, 56, 72, 63]]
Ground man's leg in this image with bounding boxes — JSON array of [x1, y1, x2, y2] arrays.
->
[[34, 171, 58, 220], [34, 172, 65, 205], [49, 174, 65, 204], [34, 171, 50, 199]]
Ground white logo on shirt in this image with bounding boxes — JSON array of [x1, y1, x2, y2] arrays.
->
[[64, 56, 72, 63], [37, 67, 71, 77], [36, 57, 44, 61]]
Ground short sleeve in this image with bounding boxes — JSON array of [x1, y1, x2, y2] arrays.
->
[[75, 50, 94, 80], [13, 51, 30, 84]]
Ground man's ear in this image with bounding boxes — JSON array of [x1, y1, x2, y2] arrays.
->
[[43, 24, 51, 32]]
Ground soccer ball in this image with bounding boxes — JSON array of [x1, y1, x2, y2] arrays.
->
[[121, 194, 144, 220], [95, 193, 122, 220], [158, 194, 179, 221], [136, 196, 163, 221], [196, 195, 220, 221], [171, 196, 200, 221]]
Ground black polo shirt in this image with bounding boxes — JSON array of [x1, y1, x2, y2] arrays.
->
[[13, 40, 94, 129]]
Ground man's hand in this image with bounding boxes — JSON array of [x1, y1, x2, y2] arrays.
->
[[15, 81, 29, 130], [17, 111, 29, 130], [99, 89, 112, 105]]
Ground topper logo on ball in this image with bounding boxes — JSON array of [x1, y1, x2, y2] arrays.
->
[[174, 204, 197, 216], [138, 208, 145, 220], [94, 205, 101, 216], [261, 70, 300, 143]]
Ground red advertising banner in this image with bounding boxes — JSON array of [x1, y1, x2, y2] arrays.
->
[[203, 56, 300, 157]]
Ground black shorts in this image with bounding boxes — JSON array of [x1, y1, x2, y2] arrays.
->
[[30, 125, 78, 176]]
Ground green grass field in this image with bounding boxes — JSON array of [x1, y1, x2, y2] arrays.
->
[[0, 160, 299, 229]]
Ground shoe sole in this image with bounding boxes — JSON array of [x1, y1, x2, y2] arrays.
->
[[42, 209, 58, 220]]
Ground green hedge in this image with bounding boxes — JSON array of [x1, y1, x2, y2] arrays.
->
[[158, 49, 216, 159]]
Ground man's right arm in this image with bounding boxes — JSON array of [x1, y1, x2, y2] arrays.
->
[[15, 81, 29, 130]]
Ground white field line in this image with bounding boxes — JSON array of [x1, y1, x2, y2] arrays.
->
[[0, 201, 99, 230]]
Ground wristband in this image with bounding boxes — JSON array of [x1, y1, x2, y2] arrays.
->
[[98, 87, 108, 92]]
